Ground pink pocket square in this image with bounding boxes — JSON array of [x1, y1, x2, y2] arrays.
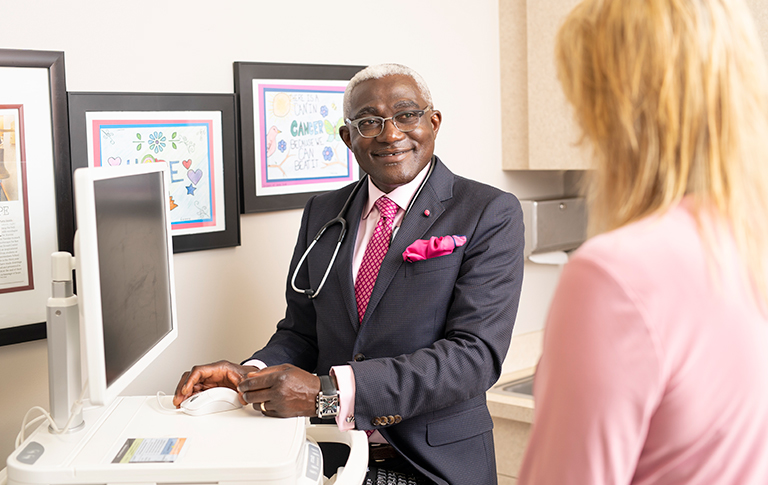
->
[[402, 235, 467, 263]]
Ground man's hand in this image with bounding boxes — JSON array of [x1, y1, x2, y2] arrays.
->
[[238, 364, 321, 418], [173, 360, 257, 408]]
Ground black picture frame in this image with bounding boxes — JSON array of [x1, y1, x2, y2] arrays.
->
[[234, 61, 364, 213], [0, 49, 73, 347], [68, 92, 240, 253]]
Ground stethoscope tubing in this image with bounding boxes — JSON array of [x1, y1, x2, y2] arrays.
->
[[290, 177, 363, 298]]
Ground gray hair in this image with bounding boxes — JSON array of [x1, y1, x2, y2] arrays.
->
[[343, 63, 434, 119]]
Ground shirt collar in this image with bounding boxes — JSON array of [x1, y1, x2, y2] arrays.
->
[[363, 161, 432, 219]]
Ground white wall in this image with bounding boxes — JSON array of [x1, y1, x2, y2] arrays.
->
[[0, 0, 567, 465]]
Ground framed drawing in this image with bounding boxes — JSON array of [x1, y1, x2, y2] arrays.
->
[[68, 92, 240, 253], [0, 49, 73, 346], [234, 62, 364, 213]]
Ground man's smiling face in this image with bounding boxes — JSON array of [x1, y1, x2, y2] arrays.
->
[[340, 74, 441, 193]]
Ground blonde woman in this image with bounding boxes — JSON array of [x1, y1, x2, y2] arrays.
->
[[519, 0, 768, 483]]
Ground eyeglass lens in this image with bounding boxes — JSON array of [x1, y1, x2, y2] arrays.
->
[[354, 108, 429, 138]]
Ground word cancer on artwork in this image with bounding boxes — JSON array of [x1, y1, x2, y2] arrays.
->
[[290, 120, 325, 137]]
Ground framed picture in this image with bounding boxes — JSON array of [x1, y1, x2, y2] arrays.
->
[[68, 92, 240, 253], [0, 49, 73, 346], [234, 62, 364, 213]]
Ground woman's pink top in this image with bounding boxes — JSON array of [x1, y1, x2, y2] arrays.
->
[[519, 203, 768, 484]]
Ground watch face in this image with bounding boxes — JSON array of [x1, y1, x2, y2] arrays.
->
[[319, 396, 339, 416]]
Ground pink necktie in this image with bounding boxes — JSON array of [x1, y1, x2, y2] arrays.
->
[[355, 196, 398, 323]]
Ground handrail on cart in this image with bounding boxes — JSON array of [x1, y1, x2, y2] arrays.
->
[[306, 425, 368, 485]]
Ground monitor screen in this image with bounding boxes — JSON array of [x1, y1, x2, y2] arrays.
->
[[74, 163, 177, 406]]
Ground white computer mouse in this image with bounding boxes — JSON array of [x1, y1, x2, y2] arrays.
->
[[180, 387, 244, 416]]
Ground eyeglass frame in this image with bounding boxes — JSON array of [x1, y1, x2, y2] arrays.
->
[[345, 105, 433, 138]]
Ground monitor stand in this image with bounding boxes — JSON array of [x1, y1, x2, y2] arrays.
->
[[46, 251, 83, 432]]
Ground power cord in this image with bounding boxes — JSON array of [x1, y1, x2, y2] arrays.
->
[[155, 391, 183, 414], [4, 382, 90, 485], [15, 380, 89, 448]]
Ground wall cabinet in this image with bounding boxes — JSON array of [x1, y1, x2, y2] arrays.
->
[[501, 0, 768, 171], [500, 0, 589, 171]]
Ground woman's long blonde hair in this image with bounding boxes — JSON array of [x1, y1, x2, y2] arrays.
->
[[556, 0, 768, 307]]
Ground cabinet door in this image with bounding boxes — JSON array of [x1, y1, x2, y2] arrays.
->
[[501, 0, 590, 170], [502, 0, 768, 171]]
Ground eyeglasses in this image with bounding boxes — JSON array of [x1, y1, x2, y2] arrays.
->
[[346, 106, 432, 138]]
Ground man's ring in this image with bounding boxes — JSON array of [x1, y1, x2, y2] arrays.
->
[[260, 402, 267, 413]]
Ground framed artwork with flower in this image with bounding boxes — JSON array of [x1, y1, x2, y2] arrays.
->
[[0, 49, 73, 346], [68, 92, 240, 253], [234, 62, 364, 213]]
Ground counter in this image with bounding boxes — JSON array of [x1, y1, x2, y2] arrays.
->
[[487, 329, 542, 484]]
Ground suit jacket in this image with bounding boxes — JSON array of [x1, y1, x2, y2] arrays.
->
[[248, 157, 525, 484]]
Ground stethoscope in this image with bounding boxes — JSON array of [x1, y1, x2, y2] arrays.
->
[[291, 157, 436, 299]]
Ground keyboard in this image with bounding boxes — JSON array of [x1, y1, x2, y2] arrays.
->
[[365, 466, 431, 485]]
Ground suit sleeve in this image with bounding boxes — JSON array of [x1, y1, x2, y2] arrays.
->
[[351, 191, 525, 426]]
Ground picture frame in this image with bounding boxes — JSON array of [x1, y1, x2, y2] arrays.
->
[[0, 49, 73, 346], [68, 92, 240, 253], [234, 62, 364, 213]]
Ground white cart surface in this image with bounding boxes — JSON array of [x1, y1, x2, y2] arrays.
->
[[7, 396, 367, 485]]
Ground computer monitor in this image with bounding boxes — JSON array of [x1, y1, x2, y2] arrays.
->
[[73, 162, 178, 406]]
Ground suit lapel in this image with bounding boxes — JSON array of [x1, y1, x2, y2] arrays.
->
[[335, 182, 369, 331], [359, 159, 454, 326]]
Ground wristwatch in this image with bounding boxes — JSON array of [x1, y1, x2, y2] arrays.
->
[[316, 375, 339, 418]]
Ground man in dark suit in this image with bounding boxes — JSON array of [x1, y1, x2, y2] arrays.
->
[[174, 64, 524, 484]]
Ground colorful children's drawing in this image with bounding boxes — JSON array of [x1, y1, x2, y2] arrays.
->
[[85, 111, 226, 237], [253, 80, 357, 197]]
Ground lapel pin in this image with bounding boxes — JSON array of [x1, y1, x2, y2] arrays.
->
[[423, 209, 430, 217]]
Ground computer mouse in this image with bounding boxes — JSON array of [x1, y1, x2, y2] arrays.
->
[[180, 387, 244, 416]]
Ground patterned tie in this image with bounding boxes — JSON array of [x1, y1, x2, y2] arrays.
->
[[355, 196, 398, 323]]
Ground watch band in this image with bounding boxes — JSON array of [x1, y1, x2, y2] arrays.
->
[[317, 375, 339, 418], [320, 375, 337, 395]]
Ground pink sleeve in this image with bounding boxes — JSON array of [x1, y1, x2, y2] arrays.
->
[[518, 256, 662, 485], [330, 365, 357, 431]]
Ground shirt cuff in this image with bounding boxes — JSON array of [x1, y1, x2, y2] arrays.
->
[[330, 365, 356, 431], [242, 359, 267, 369]]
